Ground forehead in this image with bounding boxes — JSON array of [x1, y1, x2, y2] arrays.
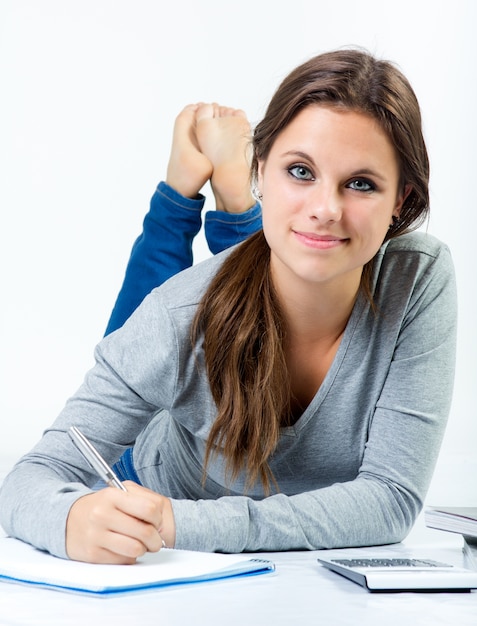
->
[[271, 105, 397, 164]]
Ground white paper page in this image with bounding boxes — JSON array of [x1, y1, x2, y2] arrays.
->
[[0, 536, 270, 593]]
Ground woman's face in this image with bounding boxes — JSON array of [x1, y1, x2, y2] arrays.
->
[[258, 105, 407, 294]]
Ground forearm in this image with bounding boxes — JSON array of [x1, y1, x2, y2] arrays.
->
[[0, 459, 90, 558], [170, 475, 418, 553]]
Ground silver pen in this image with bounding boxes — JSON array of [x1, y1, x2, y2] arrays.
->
[[69, 425, 168, 548], [68, 425, 127, 491]]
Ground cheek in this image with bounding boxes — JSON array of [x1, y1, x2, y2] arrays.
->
[[262, 186, 302, 223], [260, 200, 291, 250], [260, 203, 277, 238], [349, 200, 394, 234], [358, 214, 393, 254]]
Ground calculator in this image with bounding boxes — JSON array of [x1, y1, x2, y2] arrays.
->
[[317, 556, 477, 592]]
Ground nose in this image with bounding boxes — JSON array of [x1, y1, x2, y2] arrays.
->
[[307, 183, 342, 223]]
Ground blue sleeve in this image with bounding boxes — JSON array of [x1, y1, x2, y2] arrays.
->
[[104, 182, 204, 335], [104, 183, 262, 336], [204, 203, 262, 254]]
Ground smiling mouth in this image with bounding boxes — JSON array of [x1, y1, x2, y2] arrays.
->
[[293, 230, 347, 249]]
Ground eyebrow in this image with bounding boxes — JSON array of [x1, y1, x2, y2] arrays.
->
[[349, 167, 388, 183], [280, 151, 389, 182]]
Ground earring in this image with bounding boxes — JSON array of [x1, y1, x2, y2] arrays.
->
[[253, 187, 263, 202]]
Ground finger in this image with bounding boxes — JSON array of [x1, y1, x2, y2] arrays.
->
[[120, 482, 163, 525], [77, 549, 138, 565], [107, 511, 164, 555], [88, 486, 164, 553], [78, 541, 139, 565], [94, 549, 137, 565], [95, 531, 166, 564]]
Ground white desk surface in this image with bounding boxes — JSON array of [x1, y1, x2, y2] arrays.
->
[[1, 464, 476, 626], [0, 522, 476, 626]]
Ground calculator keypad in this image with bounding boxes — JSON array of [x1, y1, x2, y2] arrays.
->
[[331, 558, 450, 569]]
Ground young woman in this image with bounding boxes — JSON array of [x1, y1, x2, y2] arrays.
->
[[0, 49, 457, 564]]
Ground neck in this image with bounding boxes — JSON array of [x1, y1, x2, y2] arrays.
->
[[272, 268, 362, 344]]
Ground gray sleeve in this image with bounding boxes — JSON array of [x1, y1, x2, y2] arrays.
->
[[0, 290, 177, 558], [170, 243, 458, 553]]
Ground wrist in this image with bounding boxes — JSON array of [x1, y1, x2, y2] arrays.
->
[[159, 497, 176, 549], [212, 186, 255, 215], [158, 181, 205, 206], [165, 176, 201, 200]]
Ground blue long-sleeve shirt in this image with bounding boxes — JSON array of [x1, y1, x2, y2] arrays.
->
[[104, 182, 262, 335]]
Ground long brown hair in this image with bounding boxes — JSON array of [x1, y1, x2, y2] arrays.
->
[[193, 48, 430, 492]]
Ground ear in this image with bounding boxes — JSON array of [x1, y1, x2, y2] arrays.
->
[[256, 160, 265, 196], [393, 183, 413, 219]]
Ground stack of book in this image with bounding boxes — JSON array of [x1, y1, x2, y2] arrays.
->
[[463, 537, 477, 569], [425, 506, 477, 569]]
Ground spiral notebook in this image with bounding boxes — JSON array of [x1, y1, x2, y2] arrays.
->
[[0, 535, 274, 596]]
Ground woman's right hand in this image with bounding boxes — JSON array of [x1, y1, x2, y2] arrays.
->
[[65, 481, 175, 564]]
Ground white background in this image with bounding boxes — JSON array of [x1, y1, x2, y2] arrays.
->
[[1, 0, 476, 507]]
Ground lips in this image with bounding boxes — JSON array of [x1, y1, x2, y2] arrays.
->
[[296, 232, 342, 241], [293, 230, 347, 249]]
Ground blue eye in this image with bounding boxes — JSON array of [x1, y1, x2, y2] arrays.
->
[[288, 165, 314, 181], [348, 179, 375, 192]]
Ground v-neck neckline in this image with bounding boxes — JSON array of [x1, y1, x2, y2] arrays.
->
[[280, 291, 368, 436]]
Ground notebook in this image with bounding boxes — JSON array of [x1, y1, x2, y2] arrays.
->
[[317, 554, 477, 592], [0, 535, 274, 596]]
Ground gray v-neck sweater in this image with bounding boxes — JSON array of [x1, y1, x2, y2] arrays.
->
[[0, 232, 457, 558]]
